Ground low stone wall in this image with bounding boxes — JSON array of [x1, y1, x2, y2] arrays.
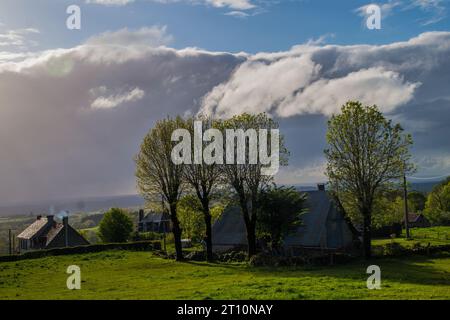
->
[[0, 240, 161, 263]]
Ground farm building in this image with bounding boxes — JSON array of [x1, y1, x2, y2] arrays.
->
[[17, 215, 89, 252], [402, 213, 431, 228], [212, 184, 359, 254], [137, 209, 171, 233]]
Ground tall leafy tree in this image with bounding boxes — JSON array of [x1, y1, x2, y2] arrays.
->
[[182, 116, 223, 261], [135, 117, 185, 261], [424, 179, 450, 225], [220, 113, 288, 258], [325, 101, 413, 259]]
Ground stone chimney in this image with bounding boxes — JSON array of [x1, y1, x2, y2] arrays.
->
[[47, 215, 54, 225], [317, 183, 326, 191], [63, 216, 69, 247]]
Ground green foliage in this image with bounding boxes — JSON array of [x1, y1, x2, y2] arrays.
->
[[257, 186, 307, 249], [219, 113, 289, 257], [98, 208, 133, 243], [408, 191, 426, 212], [424, 179, 450, 225], [325, 101, 414, 258], [135, 116, 186, 260], [131, 231, 162, 241], [177, 195, 224, 241]]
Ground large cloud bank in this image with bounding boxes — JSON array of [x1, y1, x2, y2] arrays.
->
[[1, 29, 450, 203]]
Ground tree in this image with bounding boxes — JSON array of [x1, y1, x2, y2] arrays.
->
[[98, 208, 133, 243], [181, 116, 224, 261], [177, 194, 225, 242], [257, 186, 306, 251], [424, 179, 450, 225], [177, 195, 204, 241], [408, 191, 426, 212], [325, 101, 413, 259], [135, 117, 185, 261], [220, 113, 288, 258]]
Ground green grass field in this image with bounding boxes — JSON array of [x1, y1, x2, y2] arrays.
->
[[1, 250, 449, 300], [372, 226, 450, 249]]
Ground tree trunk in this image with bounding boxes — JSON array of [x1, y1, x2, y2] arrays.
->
[[238, 193, 257, 258], [246, 221, 257, 258], [362, 210, 372, 260], [201, 198, 213, 262], [169, 203, 183, 261]]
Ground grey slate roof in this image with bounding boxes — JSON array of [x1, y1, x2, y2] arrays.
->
[[284, 191, 332, 247], [212, 190, 355, 250], [45, 224, 64, 245], [140, 212, 171, 223], [212, 205, 247, 246]]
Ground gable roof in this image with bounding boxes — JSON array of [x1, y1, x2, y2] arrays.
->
[[140, 212, 170, 223], [45, 224, 64, 245], [402, 213, 427, 223], [284, 190, 333, 247], [17, 217, 49, 239], [212, 190, 356, 249]]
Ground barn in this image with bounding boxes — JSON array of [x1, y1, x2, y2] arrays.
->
[[212, 184, 358, 254]]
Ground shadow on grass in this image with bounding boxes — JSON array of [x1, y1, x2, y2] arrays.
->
[[179, 252, 450, 287]]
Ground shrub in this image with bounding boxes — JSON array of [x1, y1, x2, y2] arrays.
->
[[98, 208, 133, 243]]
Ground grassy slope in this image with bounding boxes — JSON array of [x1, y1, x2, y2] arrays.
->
[[1, 250, 449, 300], [372, 226, 450, 249]]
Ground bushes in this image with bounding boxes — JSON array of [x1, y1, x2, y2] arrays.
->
[[0, 240, 161, 263], [131, 231, 163, 241], [98, 208, 134, 243]]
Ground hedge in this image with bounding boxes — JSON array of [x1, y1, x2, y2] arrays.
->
[[0, 240, 161, 263]]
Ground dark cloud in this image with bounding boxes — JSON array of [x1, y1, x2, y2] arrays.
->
[[1, 30, 450, 204]]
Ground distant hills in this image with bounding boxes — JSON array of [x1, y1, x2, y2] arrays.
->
[[0, 195, 145, 217], [0, 180, 444, 217]]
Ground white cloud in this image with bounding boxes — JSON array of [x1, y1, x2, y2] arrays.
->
[[276, 162, 327, 185], [91, 87, 145, 109], [86, 0, 135, 5], [205, 0, 255, 10], [277, 67, 419, 117], [355, 0, 403, 18], [411, 0, 447, 25], [0, 28, 40, 49], [0, 30, 450, 202], [224, 10, 250, 18], [200, 41, 423, 118], [356, 0, 448, 26], [86, 0, 256, 10]]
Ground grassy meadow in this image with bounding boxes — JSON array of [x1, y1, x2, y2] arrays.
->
[[1, 249, 449, 300]]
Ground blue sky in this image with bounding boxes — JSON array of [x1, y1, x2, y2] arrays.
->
[[0, 1, 450, 203], [1, 0, 449, 53]]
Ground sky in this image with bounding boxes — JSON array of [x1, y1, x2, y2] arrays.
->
[[0, 0, 450, 205]]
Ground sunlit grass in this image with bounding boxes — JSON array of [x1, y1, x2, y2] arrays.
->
[[0, 250, 449, 300]]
